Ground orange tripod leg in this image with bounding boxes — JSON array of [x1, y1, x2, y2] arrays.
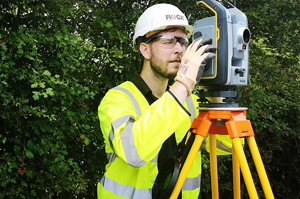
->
[[226, 111, 259, 199], [232, 138, 259, 199], [232, 144, 241, 199], [169, 111, 211, 199], [210, 134, 219, 199], [247, 137, 275, 199], [226, 110, 274, 199]]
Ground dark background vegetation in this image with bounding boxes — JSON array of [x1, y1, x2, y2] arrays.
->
[[0, 0, 299, 198]]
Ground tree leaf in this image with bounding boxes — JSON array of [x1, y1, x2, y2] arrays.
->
[[46, 88, 54, 96], [31, 83, 39, 88], [26, 150, 34, 159], [32, 91, 40, 100], [43, 70, 51, 76], [82, 124, 90, 130], [39, 82, 46, 88]]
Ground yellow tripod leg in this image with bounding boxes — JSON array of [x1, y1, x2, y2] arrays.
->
[[169, 135, 204, 199], [232, 138, 259, 199], [210, 134, 219, 199], [247, 137, 275, 199], [232, 144, 241, 199]]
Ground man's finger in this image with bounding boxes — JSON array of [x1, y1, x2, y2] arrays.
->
[[196, 37, 213, 51], [200, 52, 216, 67], [204, 45, 217, 53]]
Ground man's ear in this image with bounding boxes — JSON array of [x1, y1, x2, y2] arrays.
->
[[139, 43, 151, 60]]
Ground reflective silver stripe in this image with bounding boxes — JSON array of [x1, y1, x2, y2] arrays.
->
[[201, 139, 233, 153], [121, 119, 147, 167], [150, 154, 158, 163], [108, 114, 146, 167], [108, 115, 135, 152], [112, 86, 142, 117], [182, 174, 201, 190], [100, 176, 151, 199], [109, 129, 115, 152], [216, 140, 232, 153], [106, 153, 117, 163], [186, 96, 196, 123], [201, 137, 207, 150], [109, 115, 136, 142]]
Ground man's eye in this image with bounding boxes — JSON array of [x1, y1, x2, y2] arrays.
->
[[181, 40, 188, 46], [180, 39, 188, 46], [162, 39, 174, 44]]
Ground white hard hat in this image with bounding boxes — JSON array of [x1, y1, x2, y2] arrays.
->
[[133, 4, 193, 45]]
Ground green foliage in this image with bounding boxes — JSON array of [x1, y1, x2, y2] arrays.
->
[[0, 0, 299, 198], [0, 0, 106, 198], [236, 1, 300, 198]]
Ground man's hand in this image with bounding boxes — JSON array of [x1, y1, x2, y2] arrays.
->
[[175, 37, 216, 95]]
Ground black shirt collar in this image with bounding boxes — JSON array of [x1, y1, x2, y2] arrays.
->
[[132, 73, 159, 105]]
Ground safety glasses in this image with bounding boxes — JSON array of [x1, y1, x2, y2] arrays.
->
[[145, 35, 189, 49]]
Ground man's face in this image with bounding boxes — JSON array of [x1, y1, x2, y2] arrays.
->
[[148, 29, 187, 79]]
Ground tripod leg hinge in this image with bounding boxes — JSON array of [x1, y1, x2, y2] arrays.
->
[[190, 115, 212, 137], [226, 120, 254, 138]]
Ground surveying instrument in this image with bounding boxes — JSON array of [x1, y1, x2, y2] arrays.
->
[[152, 0, 275, 198]]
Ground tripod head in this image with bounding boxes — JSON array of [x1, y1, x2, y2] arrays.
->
[[197, 87, 239, 108]]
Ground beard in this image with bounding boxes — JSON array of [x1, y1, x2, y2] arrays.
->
[[149, 50, 178, 80]]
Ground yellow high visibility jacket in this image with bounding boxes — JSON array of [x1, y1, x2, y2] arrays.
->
[[97, 81, 233, 199]]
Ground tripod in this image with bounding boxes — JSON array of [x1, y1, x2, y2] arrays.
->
[[169, 93, 275, 199]]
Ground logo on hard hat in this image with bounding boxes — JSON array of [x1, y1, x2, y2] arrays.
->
[[166, 14, 184, 20]]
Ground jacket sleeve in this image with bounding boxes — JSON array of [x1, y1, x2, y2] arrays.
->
[[98, 88, 190, 167]]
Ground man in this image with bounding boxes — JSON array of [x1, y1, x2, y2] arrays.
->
[[97, 4, 233, 199]]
